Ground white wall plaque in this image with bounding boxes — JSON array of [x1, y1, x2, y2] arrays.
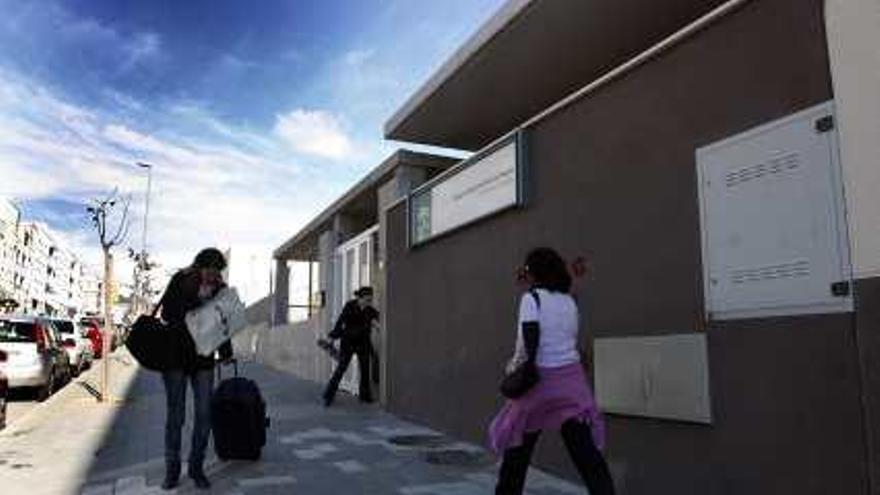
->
[[410, 133, 522, 245]]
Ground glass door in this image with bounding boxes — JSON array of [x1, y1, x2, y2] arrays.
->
[[335, 225, 378, 395]]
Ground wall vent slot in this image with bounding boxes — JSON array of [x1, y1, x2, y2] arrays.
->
[[724, 152, 801, 188]]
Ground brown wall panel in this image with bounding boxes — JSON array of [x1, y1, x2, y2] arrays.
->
[[856, 277, 880, 494], [386, 0, 869, 493]]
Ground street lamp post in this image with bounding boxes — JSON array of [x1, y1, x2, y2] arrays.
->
[[136, 162, 153, 314]]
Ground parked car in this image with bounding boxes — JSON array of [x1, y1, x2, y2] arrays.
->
[[50, 318, 92, 376], [0, 351, 8, 430], [79, 318, 104, 359], [0, 315, 71, 401]]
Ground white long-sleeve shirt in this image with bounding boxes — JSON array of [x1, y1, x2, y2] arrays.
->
[[507, 288, 581, 372]]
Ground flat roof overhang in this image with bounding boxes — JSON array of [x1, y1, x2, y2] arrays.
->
[[274, 150, 458, 261], [384, 0, 730, 151]]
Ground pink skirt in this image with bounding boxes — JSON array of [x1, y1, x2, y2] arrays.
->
[[488, 363, 605, 454]]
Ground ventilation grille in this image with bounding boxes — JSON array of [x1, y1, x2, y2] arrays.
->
[[730, 260, 810, 285], [725, 152, 801, 188]]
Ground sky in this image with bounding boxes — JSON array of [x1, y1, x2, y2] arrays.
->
[[0, 0, 506, 303]]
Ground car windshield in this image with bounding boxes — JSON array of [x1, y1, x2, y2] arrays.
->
[[0, 320, 36, 343], [53, 321, 76, 335]]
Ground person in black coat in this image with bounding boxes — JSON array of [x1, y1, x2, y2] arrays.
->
[[159, 248, 233, 491], [322, 286, 379, 407]]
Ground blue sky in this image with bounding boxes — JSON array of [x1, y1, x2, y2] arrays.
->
[[0, 0, 505, 300]]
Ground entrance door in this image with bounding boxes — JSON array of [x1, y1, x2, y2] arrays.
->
[[335, 226, 378, 395]]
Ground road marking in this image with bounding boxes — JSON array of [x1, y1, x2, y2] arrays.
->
[[237, 475, 296, 488]]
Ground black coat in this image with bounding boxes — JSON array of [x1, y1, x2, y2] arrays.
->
[[329, 300, 379, 344], [160, 268, 233, 372]]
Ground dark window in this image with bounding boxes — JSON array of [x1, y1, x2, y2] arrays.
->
[[52, 320, 75, 335], [0, 320, 36, 343]]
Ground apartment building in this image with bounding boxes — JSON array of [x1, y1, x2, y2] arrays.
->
[[0, 198, 102, 316]]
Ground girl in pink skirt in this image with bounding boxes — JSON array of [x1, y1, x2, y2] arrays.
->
[[489, 247, 615, 494]]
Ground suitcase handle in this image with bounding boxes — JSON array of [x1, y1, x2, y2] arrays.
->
[[216, 358, 239, 381]]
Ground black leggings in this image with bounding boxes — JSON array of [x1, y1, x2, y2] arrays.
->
[[495, 419, 615, 495]]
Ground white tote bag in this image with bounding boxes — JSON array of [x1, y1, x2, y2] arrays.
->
[[185, 286, 248, 357]]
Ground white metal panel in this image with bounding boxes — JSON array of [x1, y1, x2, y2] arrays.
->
[[825, 0, 880, 279], [697, 102, 852, 320], [594, 334, 712, 423]]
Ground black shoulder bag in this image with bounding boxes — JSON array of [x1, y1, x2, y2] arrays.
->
[[126, 286, 182, 372], [499, 290, 541, 399]]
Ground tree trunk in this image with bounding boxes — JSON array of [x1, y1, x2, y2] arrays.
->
[[101, 249, 114, 402]]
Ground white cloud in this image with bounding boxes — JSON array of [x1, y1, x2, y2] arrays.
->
[[274, 109, 354, 160], [0, 71, 343, 304], [121, 31, 162, 71]]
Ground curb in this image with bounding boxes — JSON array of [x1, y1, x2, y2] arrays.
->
[[1, 351, 135, 436]]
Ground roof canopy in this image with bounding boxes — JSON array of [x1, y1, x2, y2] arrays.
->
[[385, 0, 727, 151]]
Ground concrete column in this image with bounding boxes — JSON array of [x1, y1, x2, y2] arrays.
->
[[273, 258, 290, 325], [375, 165, 430, 405], [318, 230, 337, 332]]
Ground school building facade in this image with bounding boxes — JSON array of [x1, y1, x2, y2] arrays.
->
[[254, 0, 879, 492], [377, 0, 880, 493]]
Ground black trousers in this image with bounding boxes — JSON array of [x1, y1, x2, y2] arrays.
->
[[323, 339, 372, 401], [496, 419, 615, 495]]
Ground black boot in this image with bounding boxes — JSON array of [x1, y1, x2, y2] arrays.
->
[[161, 461, 180, 490], [188, 464, 211, 490]]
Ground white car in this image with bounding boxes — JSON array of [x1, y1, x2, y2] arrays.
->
[[50, 318, 93, 376], [0, 315, 71, 401]]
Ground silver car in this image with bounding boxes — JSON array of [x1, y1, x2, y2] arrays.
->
[[0, 315, 71, 401], [50, 318, 93, 376]]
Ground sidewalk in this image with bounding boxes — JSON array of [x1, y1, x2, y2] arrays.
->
[[0, 351, 583, 494]]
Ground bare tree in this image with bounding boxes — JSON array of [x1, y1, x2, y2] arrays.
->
[[87, 189, 130, 403]]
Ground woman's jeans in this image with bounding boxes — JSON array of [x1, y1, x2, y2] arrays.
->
[[496, 419, 615, 495], [162, 369, 214, 470]]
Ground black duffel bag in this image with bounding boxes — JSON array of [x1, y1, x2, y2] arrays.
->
[[126, 291, 182, 371]]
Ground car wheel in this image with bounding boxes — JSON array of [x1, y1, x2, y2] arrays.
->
[[36, 373, 54, 402]]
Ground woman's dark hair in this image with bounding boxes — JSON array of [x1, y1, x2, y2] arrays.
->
[[192, 248, 227, 271], [524, 247, 571, 293], [355, 286, 373, 297]]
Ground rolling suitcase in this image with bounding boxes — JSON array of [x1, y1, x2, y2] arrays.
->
[[211, 360, 269, 461]]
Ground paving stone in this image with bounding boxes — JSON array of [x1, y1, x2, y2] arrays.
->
[[332, 459, 368, 473], [1, 352, 585, 495]]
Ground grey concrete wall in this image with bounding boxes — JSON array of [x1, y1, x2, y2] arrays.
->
[[384, 0, 870, 493], [233, 319, 335, 385], [245, 295, 272, 326]]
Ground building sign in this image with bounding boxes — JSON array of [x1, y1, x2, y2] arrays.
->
[[409, 133, 523, 246]]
